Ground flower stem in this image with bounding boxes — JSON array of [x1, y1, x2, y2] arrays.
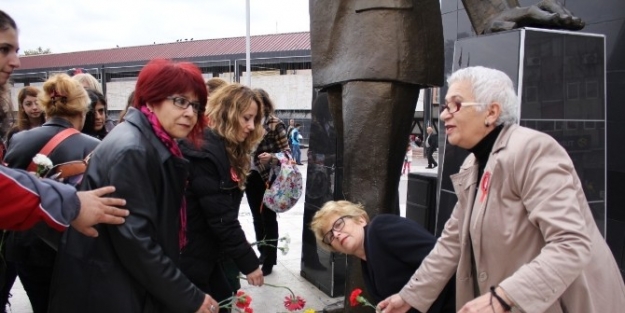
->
[[238, 275, 295, 297]]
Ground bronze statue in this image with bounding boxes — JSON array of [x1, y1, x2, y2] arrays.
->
[[309, 0, 444, 311], [463, 0, 585, 34]]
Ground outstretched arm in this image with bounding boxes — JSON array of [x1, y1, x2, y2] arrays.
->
[[0, 166, 128, 235]]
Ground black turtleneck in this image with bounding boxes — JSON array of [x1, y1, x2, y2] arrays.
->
[[468, 124, 504, 183]]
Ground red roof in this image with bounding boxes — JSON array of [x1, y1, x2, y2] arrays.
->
[[17, 32, 311, 71]]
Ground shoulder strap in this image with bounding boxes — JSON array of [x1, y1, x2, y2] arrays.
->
[[27, 128, 80, 172]]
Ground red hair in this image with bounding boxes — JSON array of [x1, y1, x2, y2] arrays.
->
[[134, 59, 208, 143]]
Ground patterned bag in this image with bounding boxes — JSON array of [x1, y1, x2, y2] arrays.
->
[[262, 152, 303, 213]]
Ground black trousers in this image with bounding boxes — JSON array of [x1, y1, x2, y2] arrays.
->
[[245, 171, 278, 266], [15, 263, 53, 313], [0, 257, 17, 313], [426, 146, 437, 167]]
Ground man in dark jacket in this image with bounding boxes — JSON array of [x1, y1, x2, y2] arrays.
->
[[425, 127, 438, 168]]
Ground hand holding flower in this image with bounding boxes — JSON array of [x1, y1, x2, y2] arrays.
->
[[350, 288, 381, 312]]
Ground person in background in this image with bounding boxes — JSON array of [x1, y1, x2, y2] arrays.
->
[[424, 126, 437, 169], [402, 143, 412, 176], [4, 73, 99, 313], [118, 90, 134, 123], [245, 88, 290, 276], [286, 118, 295, 151], [72, 73, 117, 131], [72, 73, 102, 93], [48, 58, 219, 313], [205, 77, 228, 100], [82, 89, 108, 139], [379, 66, 625, 313], [5, 86, 45, 145], [180, 84, 265, 311], [310, 200, 455, 313], [291, 123, 303, 165]]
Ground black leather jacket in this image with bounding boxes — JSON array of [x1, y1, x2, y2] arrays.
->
[[48, 108, 205, 313], [4, 117, 99, 266], [179, 130, 258, 292]]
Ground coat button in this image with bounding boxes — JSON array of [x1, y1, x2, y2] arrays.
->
[[479, 272, 488, 281]]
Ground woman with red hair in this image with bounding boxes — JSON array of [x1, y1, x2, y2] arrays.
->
[[49, 59, 219, 313]]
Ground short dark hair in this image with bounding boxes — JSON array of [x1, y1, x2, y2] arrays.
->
[[295, 123, 301, 127]]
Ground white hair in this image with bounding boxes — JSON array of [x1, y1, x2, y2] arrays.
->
[[447, 66, 519, 125]]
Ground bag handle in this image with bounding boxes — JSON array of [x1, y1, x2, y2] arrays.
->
[[27, 128, 80, 172]]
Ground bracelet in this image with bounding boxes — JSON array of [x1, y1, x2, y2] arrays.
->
[[490, 286, 512, 312]]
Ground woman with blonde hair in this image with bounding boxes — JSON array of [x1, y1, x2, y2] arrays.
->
[[180, 83, 265, 310], [72, 72, 102, 93], [310, 200, 455, 313], [205, 77, 228, 99], [4, 73, 100, 313]]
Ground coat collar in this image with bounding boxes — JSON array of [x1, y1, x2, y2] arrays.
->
[[179, 129, 230, 175], [124, 107, 175, 164], [43, 116, 74, 129], [449, 123, 518, 191]]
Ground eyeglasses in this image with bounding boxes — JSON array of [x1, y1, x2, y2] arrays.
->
[[440, 101, 483, 114], [167, 96, 202, 113], [322, 215, 351, 245]]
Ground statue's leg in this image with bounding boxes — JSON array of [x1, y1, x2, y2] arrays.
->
[[340, 81, 420, 217], [335, 81, 420, 313]]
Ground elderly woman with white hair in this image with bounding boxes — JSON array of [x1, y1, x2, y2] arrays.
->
[[379, 66, 625, 313]]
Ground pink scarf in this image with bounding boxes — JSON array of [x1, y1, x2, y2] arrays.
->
[[140, 106, 187, 250]]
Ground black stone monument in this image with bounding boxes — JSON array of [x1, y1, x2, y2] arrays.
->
[[438, 28, 606, 239]]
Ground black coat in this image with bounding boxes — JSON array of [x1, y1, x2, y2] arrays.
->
[[48, 108, 205, 313], [362, 214, 455, 313], [179, 130, 258, 295], [4, 117, 99, 266], [426, 134, 438, 150]]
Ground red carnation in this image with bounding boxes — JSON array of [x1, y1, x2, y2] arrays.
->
[[244, 307, 253, 313], [284, 295, 306, 311], [235, 290, 252, 309], [349, 288, 363, 307]]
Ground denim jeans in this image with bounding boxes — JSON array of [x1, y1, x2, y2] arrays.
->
[[292, 144, 301, 164]]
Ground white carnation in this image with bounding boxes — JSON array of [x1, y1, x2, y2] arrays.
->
[[33, 154, 53, 169]]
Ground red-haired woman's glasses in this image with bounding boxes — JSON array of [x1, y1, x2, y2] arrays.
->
[[440, 101, 483, 114], [167, 96, 201, 113], [323, 215, 351, 245]]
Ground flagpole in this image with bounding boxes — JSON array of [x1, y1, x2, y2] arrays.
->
[[245, 0, 251, 87]]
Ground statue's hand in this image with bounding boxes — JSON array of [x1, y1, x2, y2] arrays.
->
[[484, 0, 584, 34]]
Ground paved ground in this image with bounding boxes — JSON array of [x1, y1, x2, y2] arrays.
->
[[4, 149, 438, 313]]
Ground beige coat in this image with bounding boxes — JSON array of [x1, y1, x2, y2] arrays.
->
[[399, 124, 625, 313]]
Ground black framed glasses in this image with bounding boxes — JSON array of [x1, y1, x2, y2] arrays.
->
[[440, 101, 483, 114], [167, 96, 202, 113], [322, 215, 351, 245]]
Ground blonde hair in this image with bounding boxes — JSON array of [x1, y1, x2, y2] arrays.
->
[[72, 73, 102, 93], [206, 77, 228, 95], [310, 200, 370, 251], [206, 83, 264, 189], [39, 74, 89, 118]]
